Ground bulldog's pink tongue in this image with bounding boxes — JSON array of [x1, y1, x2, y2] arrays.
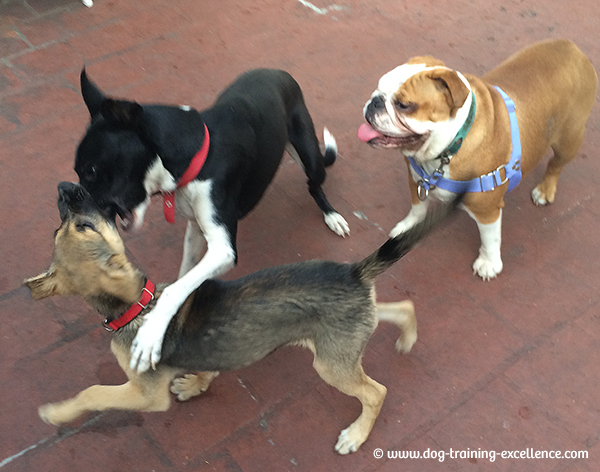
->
[[358, 123, 384, 142]]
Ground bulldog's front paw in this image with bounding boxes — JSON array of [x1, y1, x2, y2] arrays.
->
[[389, 220, 413, 238], [472, 254, 503, 280]]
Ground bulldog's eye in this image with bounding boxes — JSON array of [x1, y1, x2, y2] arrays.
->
[[76, 222, 96, 232], [394, 101, 417, 113]]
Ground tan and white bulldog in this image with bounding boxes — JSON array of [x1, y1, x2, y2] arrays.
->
[[359, 39, 597, 280]]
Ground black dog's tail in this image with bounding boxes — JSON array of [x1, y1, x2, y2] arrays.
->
[[322, 127, 337, 167], [352, 196, 463, 281]]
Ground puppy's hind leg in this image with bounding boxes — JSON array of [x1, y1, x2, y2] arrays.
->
[[287, 105, 349, 237], [313, 358, 386, 454], [170, 371, 219, 401], [376, 301, 417, 353]]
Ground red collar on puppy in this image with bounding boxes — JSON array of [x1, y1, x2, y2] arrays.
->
[[103, 279, 156, 331], [163, 123, 210, 223]]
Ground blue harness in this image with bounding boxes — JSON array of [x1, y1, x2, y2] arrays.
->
[[408, 86, 522, 200]]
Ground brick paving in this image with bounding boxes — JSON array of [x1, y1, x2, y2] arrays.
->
[[1, 0, 599, 471]]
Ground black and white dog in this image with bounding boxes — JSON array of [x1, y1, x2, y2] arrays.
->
[[75, 69, 349, 372]]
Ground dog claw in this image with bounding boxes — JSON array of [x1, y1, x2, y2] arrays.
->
[[325, 212, 350, 237], [472, 255, 502, 280], [334, 428, 360, 455], [129, 316, 167, 372]]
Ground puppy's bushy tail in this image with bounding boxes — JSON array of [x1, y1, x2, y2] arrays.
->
[[352, 196, 463, 281], [322, 127, 337, 167]]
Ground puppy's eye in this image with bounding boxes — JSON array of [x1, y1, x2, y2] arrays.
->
[[76, 222, 96, 232], [394, 101, 416, 113]]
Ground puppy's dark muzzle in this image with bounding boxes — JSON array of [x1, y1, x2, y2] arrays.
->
[[57, 181, 100, 222]]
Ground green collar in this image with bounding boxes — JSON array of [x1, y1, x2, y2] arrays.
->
[[438, 92, 476, 160]]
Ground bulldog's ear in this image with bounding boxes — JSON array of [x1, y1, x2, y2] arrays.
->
[[80, 68, 106, 119], [100, 99, 143, 128], [407, 56, 446, 67], [24, 271, 59, 300], [427, 69, 470, 115]]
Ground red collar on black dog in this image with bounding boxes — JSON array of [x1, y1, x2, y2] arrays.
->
[[103, 279, 156, 331], [163, 123, 210, 223]]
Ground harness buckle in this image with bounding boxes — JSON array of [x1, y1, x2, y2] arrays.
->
[[417, 180, 430, 201], [494, 164, 509, 187], [479, 164, 509, 192]]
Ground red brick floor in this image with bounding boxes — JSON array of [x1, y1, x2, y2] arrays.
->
[[1, 0, 599, 471]]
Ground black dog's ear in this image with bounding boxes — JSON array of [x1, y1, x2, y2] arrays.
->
[[80, 68, 106, 118], [100, 99, 143, 128]]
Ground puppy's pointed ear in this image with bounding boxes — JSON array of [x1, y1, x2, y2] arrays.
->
[[24, 271, 59, 300], [81, 68, 106, 119], [101, 99, 143, 128], [427, 69, 470, 115]]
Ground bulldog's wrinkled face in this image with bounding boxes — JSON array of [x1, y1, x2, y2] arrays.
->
[[359, 56, 473, 160]]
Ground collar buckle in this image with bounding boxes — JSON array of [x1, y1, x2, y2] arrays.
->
[[102, 319, 115, 332], [137, 286, 154, 310], [101, 279, 155, 332]]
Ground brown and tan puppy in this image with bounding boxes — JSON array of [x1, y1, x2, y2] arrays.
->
[[25, 182, 458, 454], [359, 39, 597, 279]]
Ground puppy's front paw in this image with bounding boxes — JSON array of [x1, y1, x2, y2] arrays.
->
[[472, 254, 503, 281], [324, 212, 350, 237], [170, 372, 219, 401], [39, 403, 71, 425]]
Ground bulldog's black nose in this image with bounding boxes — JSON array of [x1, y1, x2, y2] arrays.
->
[[370, 95, 385, 110], [365, 96, 386, 122]]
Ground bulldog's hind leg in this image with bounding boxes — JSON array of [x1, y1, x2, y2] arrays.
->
[[286, 105, 349, 237], [532, 128, 585, 206]]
